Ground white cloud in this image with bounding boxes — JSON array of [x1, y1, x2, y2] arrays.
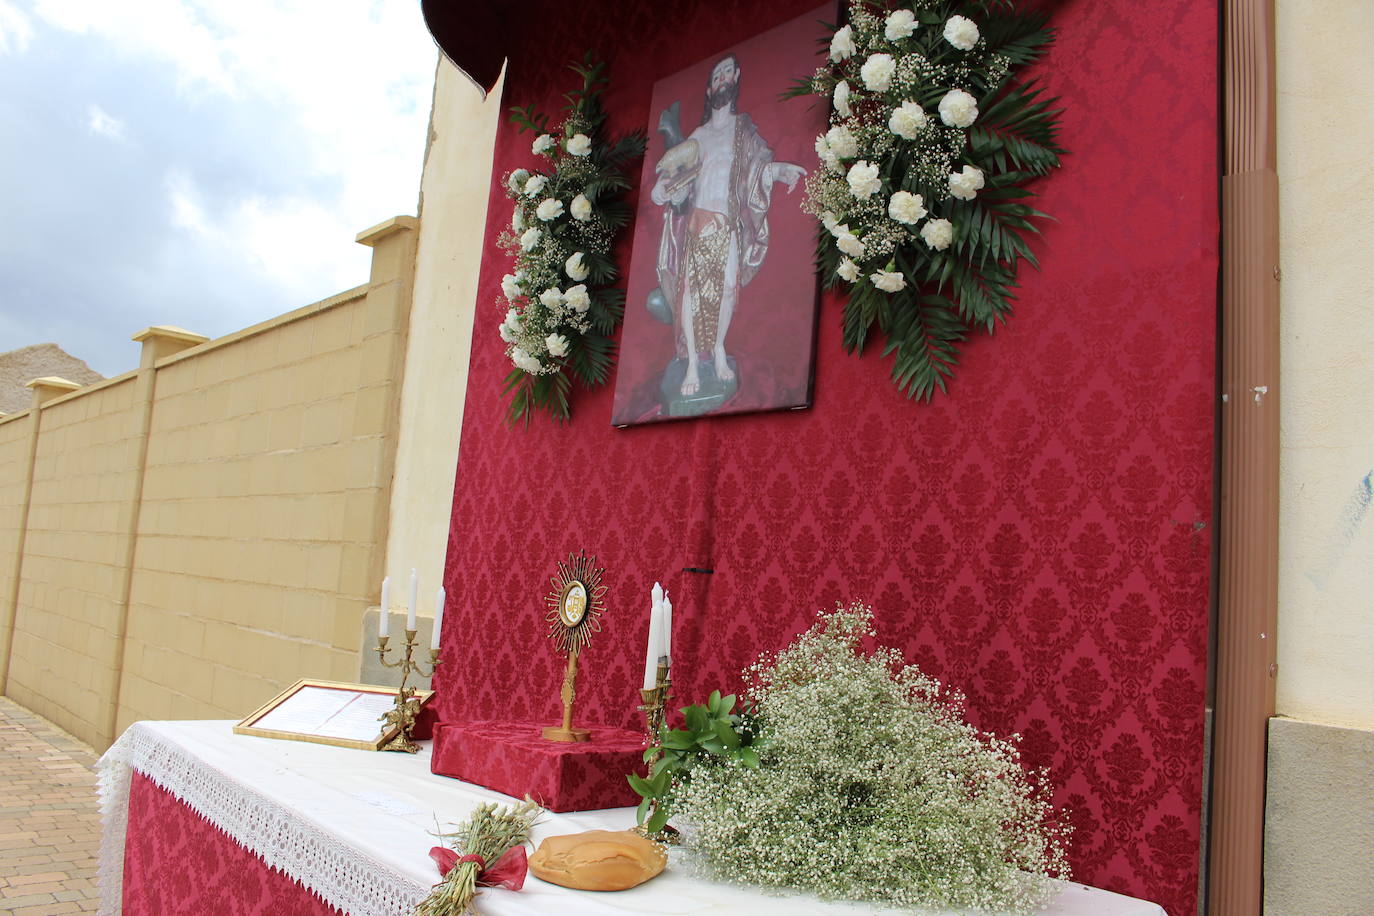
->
[[0, 0, 33, 53], [87, 104, 129, 142]]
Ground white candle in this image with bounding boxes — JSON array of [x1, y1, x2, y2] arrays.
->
[[379, 576, 390, 638], [643, 583, 664, 690], [431, 586, 445, 650], [407, 568, 418, 632], [661, 590, 672, 664]]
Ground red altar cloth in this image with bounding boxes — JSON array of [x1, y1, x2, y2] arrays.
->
[[123, 771, 342, 915], [430, 721, 644, 812]]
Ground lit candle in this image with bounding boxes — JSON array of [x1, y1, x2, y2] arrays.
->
[[379, 576, 390, 638], [407, 568, 418, 632], [643, 583, 664, 690], [661, 590, 672, 665], [431, 586, 446, 651]]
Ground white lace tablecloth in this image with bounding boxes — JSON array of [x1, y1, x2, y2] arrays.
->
[[97, 720, 1166, 916]]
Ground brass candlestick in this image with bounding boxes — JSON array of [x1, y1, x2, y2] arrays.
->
[[635, 657, 679, 843], [638, 657, 671, 762], [375, 629, 439, 753]]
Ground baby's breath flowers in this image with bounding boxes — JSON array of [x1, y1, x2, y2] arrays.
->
[[790, 0, 1066, 400], [496, 55, 645, 424], [671, 602, 1070, 913]]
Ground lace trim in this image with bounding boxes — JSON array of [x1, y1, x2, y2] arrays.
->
[[97, 723, 427, 916]]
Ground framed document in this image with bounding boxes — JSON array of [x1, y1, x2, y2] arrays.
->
[[234, 678, 433, 751]]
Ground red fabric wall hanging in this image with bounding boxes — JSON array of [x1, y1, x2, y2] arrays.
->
[[435, 2, 1218, 914]]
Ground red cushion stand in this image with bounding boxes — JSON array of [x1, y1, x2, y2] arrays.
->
[[430, 721, 645, 812]]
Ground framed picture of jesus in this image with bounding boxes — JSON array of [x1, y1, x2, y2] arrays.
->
[[610, 4, 831, 426]]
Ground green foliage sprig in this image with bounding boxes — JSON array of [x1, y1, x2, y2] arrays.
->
[[797, 1, 1066, 400], [496, 55, 646, 424], [627, 690, 760, 834]]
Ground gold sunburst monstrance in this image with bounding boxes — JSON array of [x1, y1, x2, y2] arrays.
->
[[541, 552, 606, 742]]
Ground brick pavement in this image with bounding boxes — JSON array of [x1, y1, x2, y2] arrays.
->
[[0, 698, 101, 914]]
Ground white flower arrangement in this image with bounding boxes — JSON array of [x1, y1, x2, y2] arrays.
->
[[669, 602, 1070, 912], [794, 0, 1067, 400], [497, 56, 645, 423]]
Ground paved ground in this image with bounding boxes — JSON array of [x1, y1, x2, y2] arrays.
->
[[0, 698, 101, 914]]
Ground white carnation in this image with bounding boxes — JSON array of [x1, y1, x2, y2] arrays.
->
[[545, 333, 570, 358], [532, 133, 555, 154], [564, 284, 590, 313], [943, 15, 980, 51], [938, 89, 978, 128], [511, 347, 543, 374], [836, 232, 866, 258], [833, 80, 851, 118], [498, 309, 521, 343], [570, 193, 592, 221], [565, 251, 589, 282], [512, 206, 524, 233], [870, 269, 907, 293], [507, 169, 529, 192], [920, 218, 954, 250], [524, 174, 547, 196], [519, 227, 541, 251], [885, 9, 917, 41], [888, 190, 927, 225], [501, 273, 522, 299], [837, 258, 860, 283], [538, 287, 564, 309], [829, 220, 851, 240], [566, 133, 591, 157], [860, 53, 895, 92], [846, 160, 882, 200], [820, 211, 839, 236], [888, 100, 928, 140], [825, 125, 858, 159], [536, 197, 564, 221], [829, 24, 856, 61], [948, 165, 985, 201], [814, 134, 836, 172]]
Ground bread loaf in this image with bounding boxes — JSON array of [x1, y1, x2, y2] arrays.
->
[[529, 829, 666, 891]]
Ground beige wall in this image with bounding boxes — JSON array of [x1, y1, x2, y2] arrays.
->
[[0, 218, 418, 750], [1275, 0, 1374, 731], [5, 375, 143, 743], [0, 411, 37, 694], [1268, 1, 1374, 911], [381, 61, 502, 625]]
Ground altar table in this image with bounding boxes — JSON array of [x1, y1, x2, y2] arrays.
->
[[97, 721, 1167, 916]]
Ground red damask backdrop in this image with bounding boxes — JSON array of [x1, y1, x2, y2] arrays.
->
[[434, 2, 1218, 914]]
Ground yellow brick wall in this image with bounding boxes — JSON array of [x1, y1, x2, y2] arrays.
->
[[0, 412, 37, 679], [119, 287, 399, 729], [5, 377, 143, 746], [0, 218, 417, 750]]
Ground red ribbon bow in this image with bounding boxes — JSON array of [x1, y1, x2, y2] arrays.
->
[[429, 845, 528, 891]]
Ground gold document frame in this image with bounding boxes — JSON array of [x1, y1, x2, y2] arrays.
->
[[234, 678, 434, 751]]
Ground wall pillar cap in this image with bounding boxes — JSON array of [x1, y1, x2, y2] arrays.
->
[[356, 215, 420, 248], [25, 376, 83, 407], [132, 325, 209, 368], [131, 325, 209, 346]]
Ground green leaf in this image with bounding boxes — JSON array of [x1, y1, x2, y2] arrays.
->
[[626, 773, 652, 797], [635, 797, 650, 825], [645, 807, 670, 833]]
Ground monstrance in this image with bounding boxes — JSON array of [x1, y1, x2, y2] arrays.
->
[[542, 552, 606, 742]]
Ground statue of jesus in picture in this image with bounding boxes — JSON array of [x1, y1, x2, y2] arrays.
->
[[650, 54, 807, 408]]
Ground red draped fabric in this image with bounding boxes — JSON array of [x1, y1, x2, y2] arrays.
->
[[435, 2, 1217, 914], [122, 772, 343, 915]]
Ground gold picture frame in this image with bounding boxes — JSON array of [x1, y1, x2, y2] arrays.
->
[[233, 678, 434, 751]]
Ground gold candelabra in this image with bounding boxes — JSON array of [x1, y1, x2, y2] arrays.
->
[[375, 629, 439, 753]]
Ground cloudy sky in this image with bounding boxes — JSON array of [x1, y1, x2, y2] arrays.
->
[[0, 0, 438, 376]]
